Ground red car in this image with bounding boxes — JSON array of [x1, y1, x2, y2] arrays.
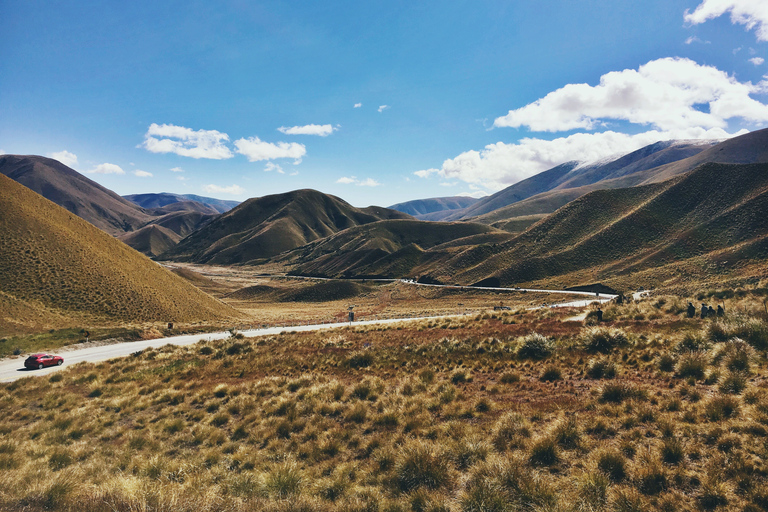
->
[[24, 354, 64, 370]]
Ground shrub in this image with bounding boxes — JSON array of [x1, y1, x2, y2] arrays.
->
[[719, 371, 747, 394], [265, 463, 303, 498], [596, 449, 626, 482], [499, 371, 521, 384], [705, 395, 740, 421], [637, 461, 667, 495], [676, 332, 711, 352], [451, 370, 469, 384], [529, 437, 559, 467], [516, 332, 555, 359], [660, 437, 685, 465], [539, 365, 562, 382], [492, 412, 531, 451], [579, 326, 628, 353], [600, 382, 644, 403], [675, 351, 708, 379], [657, 352, 676, 372], [450, 437, 490, 470], [698, 480, 729, 510], [586, 358, 617, 379], [346, 352, 373, 368], [718, 337, 755, 372], [553, 416, 580, 449], [48, 451, 73, 471], [395, 441, 450, 491]]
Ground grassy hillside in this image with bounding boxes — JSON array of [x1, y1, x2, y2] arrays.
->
[[284, 219, 499, 278], [125, 192, 240, 213], [388, 196, 479, 217], [0, 174, 241, 335], [463, 129, 768, 226], [117, 225, 182, 258], [162, 189, 413, 264], [440, 162, 768, 288], [0, 155, 153, 235]]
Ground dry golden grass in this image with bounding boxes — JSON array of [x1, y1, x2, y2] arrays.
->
[[0, 174, 243, 337], [2, 291, 768, 511]]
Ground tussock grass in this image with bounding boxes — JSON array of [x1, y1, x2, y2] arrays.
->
[[2, 292, 768, 510]]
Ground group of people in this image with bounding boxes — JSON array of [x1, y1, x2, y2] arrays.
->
[[687, 302, 723, 319]]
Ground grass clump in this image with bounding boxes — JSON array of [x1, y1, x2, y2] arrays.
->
[[395, 441, 450, 492], [516, 332, 555, 359], [579, 326, 628, 353], [586, 358, 617, 379], [675, 351, 709, 379]]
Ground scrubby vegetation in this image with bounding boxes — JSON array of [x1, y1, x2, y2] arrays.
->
[[2, 291, 768, 511]]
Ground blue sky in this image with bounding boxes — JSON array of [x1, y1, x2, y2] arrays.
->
[[1, 0, 767, 207]]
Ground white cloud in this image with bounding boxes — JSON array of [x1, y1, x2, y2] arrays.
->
[[336, 176, 380, 186], [417, 127, 745, 191], [202, 184, 245, 195], [141, 123, 233, 159], [354, 103, 362, 108], [457, 190, 490, 199], [170, 166, 184, 172], [88, 163, 125, 175], [177, 176, 188, 181], [0, 149, 4, 155], [278, 124, 336, 136], [494, 58, 768, 133], [439, 182, 457, 187], [750, 57, 765, 65], [289, 170, 299, 176], [49, 150, 78, 167], [685, 0, 768, 41], [134, 170, 153, 177], [234, 136, 306, 163], [264, 162, 285, 174], [378, 105, 390, 113], [685, 35, 710, 44]]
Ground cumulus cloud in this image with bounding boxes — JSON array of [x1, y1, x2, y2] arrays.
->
[[234, 136, 306, 163], [202, 184, 245, 195], [750, 57, 765, 65], [141, 123, 233, 159], [336, 176, 380, 186], [378, 105, 390, 113], [170, 166, 184, 172], [354, 103, 362, 108], [177, 176, 188, 181], [264, 162, 285, 174], [278, 124, 336, 136], [49, 150, 78, 167], [88, 163, 125, 175], [134, 170, 153, 177], [494, 57, 768, 132], [417, 127, 745, 191], [684, 0, 768, 41]]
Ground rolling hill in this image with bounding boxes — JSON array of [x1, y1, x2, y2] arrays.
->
[[161, 189, 413, 264], [0, 155, 153, 235], [461, 129, 768, 228], [423, 162, 768, 289], [0, 174, 241, 335], [284, 219, 504, 278], [124, 192, 240, 213], [388, 195, 479, 217], [439, 139, 721, 223]]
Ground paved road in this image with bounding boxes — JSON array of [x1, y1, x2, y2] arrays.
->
[[1, 284, 616, 383]]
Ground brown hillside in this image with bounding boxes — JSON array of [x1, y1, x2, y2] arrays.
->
[[0, 155, 153, 235], [162, 189, 413, 264], [286, 219, 499, 278], [118, 224, 182, 258], [0, 174, 241, 334], [438, 162, 768, 288], [469, 129, 768, 226]]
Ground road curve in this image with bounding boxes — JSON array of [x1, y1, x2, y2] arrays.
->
[[1, 285, 616, 384]]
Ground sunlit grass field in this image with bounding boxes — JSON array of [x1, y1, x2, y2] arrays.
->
[[2, 288, 768, 511]]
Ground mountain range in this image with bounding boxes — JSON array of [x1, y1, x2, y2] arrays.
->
[[2, 128, 767, 301]]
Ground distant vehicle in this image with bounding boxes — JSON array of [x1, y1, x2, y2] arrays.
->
[[24, 354, 64, 370]]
